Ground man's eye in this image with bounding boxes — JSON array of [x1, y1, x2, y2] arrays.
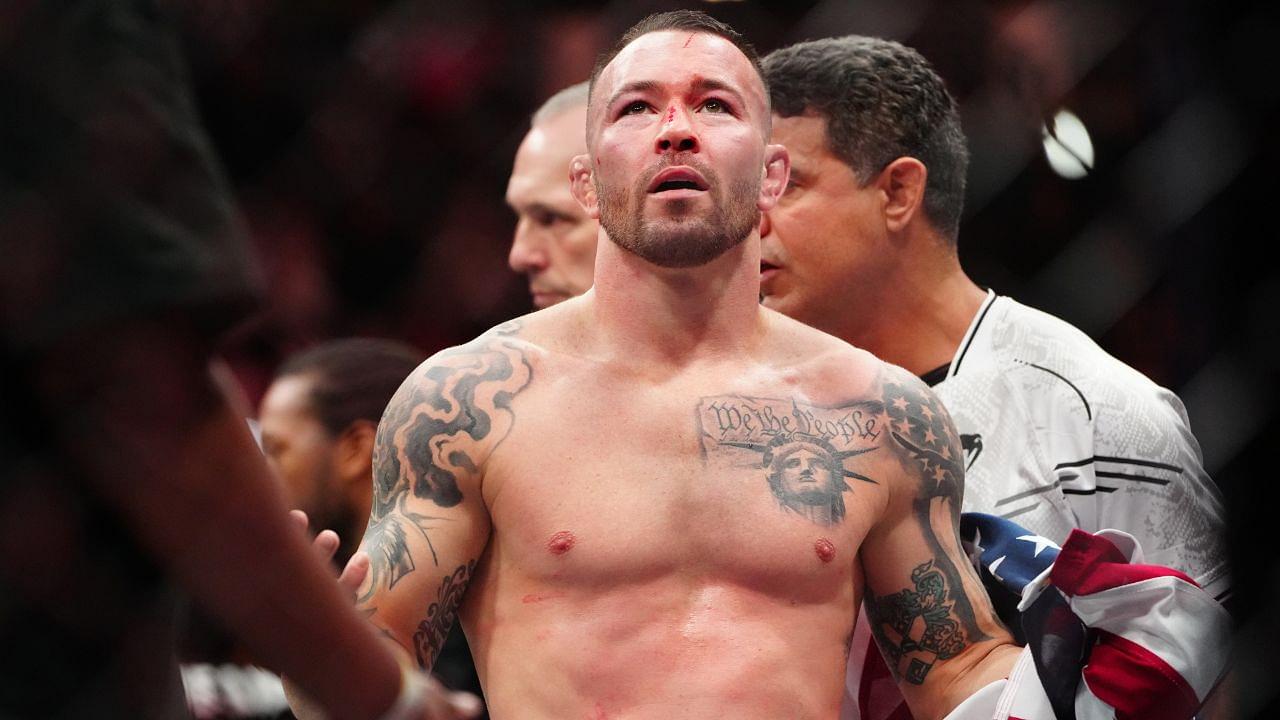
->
[[701, 98, 728, 113], [623, 101, 649, 115], [535, 212, 561, 227]]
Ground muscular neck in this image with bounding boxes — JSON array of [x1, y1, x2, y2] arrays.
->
[[841, 232, 986, 378], [588, 232, 766, 368]]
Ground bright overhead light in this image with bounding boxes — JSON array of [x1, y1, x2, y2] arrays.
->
[[1042, 108, 1094, 179]]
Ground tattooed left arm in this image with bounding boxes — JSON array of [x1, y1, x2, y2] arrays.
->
[[351, 332, 532, 671], [859, 366, 1020, 720]]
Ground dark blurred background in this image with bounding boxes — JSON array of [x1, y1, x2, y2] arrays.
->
[[173, 0, 1274, 442], [172, 0, 1274, 709]]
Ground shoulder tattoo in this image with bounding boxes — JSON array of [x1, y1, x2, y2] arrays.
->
[[865, 367, 994, 684], [360, 325, 530, 604]]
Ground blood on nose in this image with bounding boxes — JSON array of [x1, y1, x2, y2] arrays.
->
[[666, 105, 676, 124]]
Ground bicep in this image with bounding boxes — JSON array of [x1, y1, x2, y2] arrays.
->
[[353, 337, 531, 668], [356, 487, 489, 669], [859, 368, 1014, 716]]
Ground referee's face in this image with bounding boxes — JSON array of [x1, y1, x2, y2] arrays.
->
[[761, 113, 897, 339]]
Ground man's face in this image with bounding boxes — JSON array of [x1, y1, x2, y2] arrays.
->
[[585, 31, 773, 268], [761, 114, 894, 336], [506, 104, 597, 308], [258, 374, 341, 527]]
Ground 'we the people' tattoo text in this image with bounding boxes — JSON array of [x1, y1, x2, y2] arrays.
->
[[698, 395, 881, 526]]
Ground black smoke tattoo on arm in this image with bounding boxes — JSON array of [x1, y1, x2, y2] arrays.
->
[[413, 560, 477, 670], [865, 368, 993, 685], [359, 328, 530, 606]]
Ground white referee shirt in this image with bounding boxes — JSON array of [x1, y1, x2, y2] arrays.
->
[[841, 290, 1229, 720], [935, 290, 1228, 599]]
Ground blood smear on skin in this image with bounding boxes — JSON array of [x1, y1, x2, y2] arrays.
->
[[547, 530, 576, 555], [814, 538, 836, 563]]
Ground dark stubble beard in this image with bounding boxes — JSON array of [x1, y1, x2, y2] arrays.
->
[[596, 158, 760, 269]]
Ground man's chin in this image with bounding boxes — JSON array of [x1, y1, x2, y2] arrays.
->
[[632, 221, 747, 268]]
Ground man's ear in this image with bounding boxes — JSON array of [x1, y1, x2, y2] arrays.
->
[[757, 144, 791, 212], [334, 420, 377, 488], [877, 157, 927, 233], [569, 154, 600, 219]]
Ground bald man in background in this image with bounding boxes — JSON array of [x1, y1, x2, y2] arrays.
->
[[505, 82, 597, 308]]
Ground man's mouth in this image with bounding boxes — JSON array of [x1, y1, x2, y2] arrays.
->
[[647, 167, 709, 195]]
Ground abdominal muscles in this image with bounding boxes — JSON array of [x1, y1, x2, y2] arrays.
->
[[477, 579, 851, 720]]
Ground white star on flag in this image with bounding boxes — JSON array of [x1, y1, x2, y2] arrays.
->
[[987, 555, 1007, 581], [1016, 534, 1060, 557]]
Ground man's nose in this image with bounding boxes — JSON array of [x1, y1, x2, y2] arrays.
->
[[508, 221, 548, 273], [759, 210, 773, 239], [654, 105, 700, 154]]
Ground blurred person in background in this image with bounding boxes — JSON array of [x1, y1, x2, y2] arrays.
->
[[187, 338, 486, 719], [759, 35, 1230, 719], [260, 338, 426, 567], [259, 338, 486, 706], [0, 1, 478, 717], [505, 82, 596, 308]]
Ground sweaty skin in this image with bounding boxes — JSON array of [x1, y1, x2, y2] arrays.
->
[[355, 29, 1017, 720]]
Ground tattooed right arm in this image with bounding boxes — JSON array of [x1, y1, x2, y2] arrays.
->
[[354, 327, 532, 670], [859, 365, 1018, 720]]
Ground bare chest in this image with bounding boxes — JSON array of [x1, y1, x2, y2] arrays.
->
[[482, 372, 891, 599]]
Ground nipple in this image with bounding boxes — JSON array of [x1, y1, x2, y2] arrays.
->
[[547, 530, 576, 555], [814, 538, 836, 563]]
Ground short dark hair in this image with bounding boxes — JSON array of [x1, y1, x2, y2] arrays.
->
[[587, 10, 767, 114], [763, 36, 969, 239], [275, 338, 424, 436]]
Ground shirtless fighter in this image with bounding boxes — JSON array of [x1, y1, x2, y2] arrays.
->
[[344, 11, 1022, 719]]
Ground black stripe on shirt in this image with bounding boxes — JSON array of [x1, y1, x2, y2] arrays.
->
[[1095, 470, 1171, 486], [1053, 456, 1184, 474], [951, 294, 996, 377]]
